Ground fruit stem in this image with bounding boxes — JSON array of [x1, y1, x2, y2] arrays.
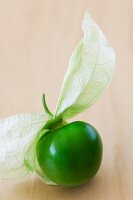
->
[[42, 94, 53, 117], [42, 94, 67, 131]]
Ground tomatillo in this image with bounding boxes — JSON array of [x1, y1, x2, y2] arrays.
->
[[36, 121, 103, 187]]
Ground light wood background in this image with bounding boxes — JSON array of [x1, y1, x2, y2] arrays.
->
[[0, 0, 133, 200]]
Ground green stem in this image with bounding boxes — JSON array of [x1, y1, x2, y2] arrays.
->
[[42, 94, 68, 131], [42, 94, 53, 116]]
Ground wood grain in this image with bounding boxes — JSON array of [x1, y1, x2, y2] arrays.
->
[[0, 0, 133, 199]]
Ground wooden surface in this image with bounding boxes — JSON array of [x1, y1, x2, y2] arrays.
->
[[0, 0, 133, 199]]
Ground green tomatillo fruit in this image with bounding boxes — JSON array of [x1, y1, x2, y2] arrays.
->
[[36, 121, 103, 187], [0, 12, 115, 184]]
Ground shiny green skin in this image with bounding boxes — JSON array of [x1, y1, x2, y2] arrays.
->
[[36, 121, 103, 187]]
